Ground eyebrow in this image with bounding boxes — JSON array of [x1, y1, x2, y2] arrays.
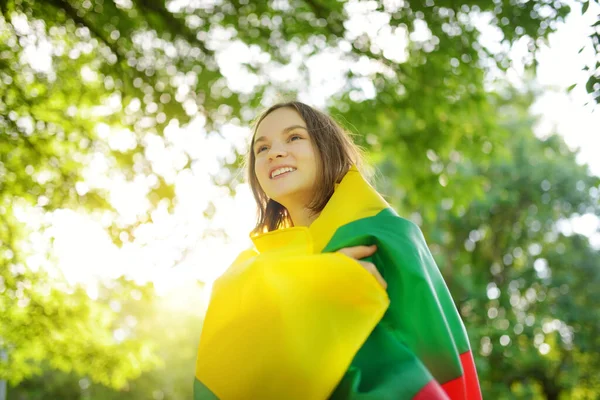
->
[[254, 125, 308, 146]]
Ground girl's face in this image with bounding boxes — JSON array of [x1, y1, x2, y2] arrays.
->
[[253, 107, 320, 208]]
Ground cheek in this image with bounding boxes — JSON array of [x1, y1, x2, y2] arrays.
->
[[308, 149, 320, 175], [254, 160, 268, 184]]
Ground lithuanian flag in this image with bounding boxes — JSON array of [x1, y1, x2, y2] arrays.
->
[[194, 166, 481, 399]]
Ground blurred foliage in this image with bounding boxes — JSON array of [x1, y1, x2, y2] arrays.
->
[[7, 279, 204, 400], [1, 275, 161, 391], [420, 90, 600, 399], [1, 0, 599, 399]]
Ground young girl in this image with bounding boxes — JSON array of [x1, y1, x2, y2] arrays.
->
[[194, 101, 482, 400]]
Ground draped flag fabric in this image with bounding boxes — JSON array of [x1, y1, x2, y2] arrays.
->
[[194, 166, 482, 399]]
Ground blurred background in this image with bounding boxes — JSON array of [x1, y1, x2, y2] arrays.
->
[[1, 0, 599, 399]]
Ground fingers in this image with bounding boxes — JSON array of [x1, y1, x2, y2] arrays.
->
[[337, 245, 377, 260], [336, 245, 387, 290], [359, 261, 388, 290]]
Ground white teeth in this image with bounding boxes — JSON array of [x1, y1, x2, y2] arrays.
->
[[271, 167, 296, 179]]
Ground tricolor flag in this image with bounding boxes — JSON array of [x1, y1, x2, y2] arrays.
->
[[195, 166, 481, 399]]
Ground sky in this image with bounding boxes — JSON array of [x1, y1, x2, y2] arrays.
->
[[28, 2, 600, 300]]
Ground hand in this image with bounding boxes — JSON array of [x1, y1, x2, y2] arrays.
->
[[337, 245, 387, 290]]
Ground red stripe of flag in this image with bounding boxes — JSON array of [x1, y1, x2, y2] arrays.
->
[[416, 351, 482, 400]]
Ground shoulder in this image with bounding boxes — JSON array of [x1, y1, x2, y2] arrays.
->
[[340, 207, 424, 240], [233, 247, 259, 264], [322, 207, 428, 253]]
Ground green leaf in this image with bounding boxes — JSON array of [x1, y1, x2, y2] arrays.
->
[[586, 76, 596, 93], [582, 1, 590, 14]]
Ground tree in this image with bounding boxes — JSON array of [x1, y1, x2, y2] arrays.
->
[[8, 279, 205, 400], [420, 90, 600, 399], [1, 272, 161, 391], [1, 0, 598, 393]]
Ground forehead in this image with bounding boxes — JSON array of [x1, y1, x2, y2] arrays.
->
[[255, 107, 306, 138]]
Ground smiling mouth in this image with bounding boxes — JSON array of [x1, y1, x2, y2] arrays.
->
[[270, 168, 297, 179]]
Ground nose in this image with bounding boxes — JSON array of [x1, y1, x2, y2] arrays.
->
[[267, 143, 287, 160]]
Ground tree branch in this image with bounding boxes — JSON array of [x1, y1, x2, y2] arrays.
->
[[45, 0, 124, 65], [137, 0, 214, 57]]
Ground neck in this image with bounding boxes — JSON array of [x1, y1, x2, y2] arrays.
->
[[286, 203, 320, 227]]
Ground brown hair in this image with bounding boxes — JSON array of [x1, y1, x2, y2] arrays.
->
[[246, 101, 367, 235]]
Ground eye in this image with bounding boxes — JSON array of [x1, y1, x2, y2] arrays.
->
[[256, 145, 268, 154], [289, 134, 302, 142]]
